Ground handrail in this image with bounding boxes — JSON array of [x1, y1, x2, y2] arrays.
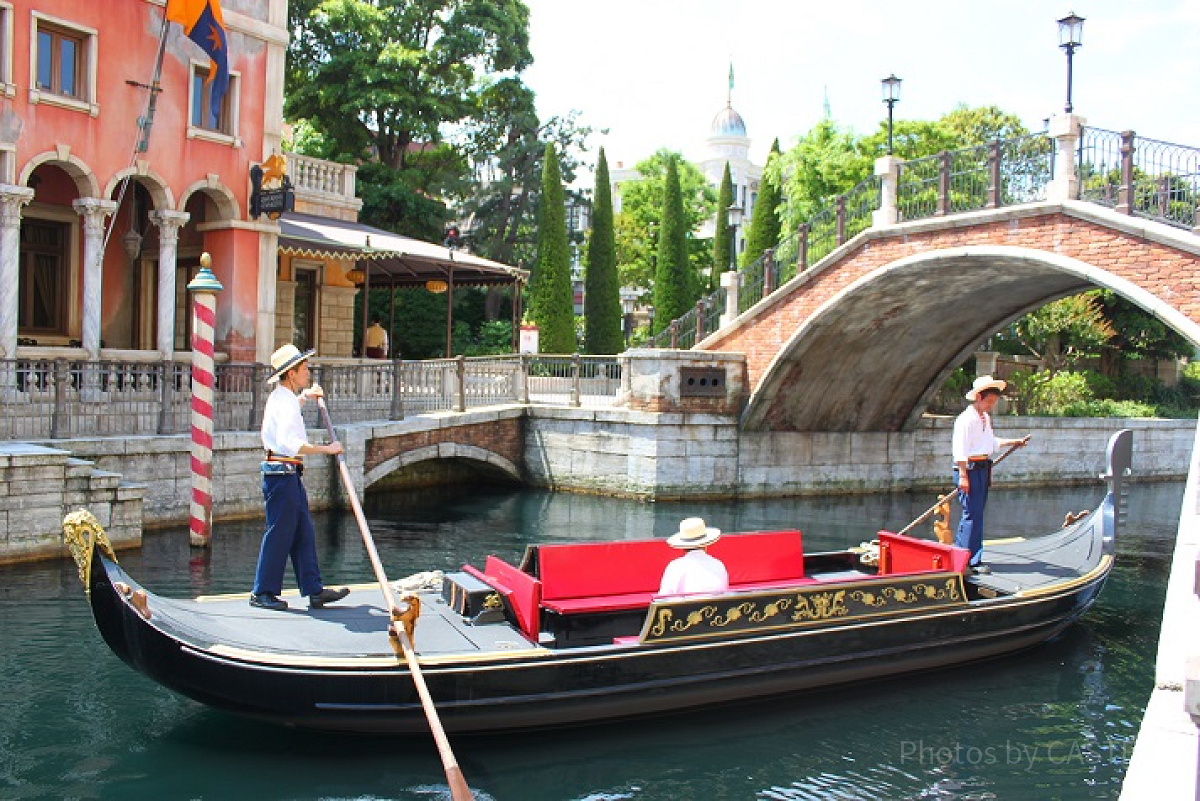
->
[[0, 354, 622, 440]]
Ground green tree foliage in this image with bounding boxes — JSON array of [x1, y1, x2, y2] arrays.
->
[[712, 162, 734, 287], [457, 78, 594, 269], [531, 142, 575, 353], [584, 149, 622, 354], [1097, 290, 1193, 368], [653, 156, 690, 334], [285, 0, 532, 235], [742, 138, 783, 268], [774, 119, 871, 231], [614, 149, 716, 295], [1010, 291, 1116, 374]]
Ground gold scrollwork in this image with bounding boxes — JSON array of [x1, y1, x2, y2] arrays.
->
[[790, 590, 848, 622], [62, 509, 117, 596], [482, 592, 503, 610], [850, 589, 885, 608], [671, 605, 717, 632], [749, 598, 793, 623], [649, 608, 674, 637]]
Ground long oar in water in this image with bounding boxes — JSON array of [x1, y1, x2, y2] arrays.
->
[[317, 397, 472, 801], [895, 442, 1024, 539]]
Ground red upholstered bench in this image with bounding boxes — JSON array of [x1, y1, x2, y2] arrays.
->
[[876, 531, 970, 575], [537, 530, 807, 614], [463, 556, 542, 641]]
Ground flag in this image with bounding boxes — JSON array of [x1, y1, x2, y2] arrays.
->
[[166, 0, 229, 112]]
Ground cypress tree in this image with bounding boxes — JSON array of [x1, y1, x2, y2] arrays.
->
[[532, 142, 576, 353], [584, 148, 623, 354], [742, 138, 784, 267], [652, 156, 689, 335], [712, 161, 734, 289]]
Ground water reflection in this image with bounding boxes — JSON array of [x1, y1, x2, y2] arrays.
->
[[0, 481, 1182, 800]]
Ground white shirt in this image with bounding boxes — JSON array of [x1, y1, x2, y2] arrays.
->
[[261, 384, 309, 458], [952, 405, 998, 463], [657, 549, 730, 596]]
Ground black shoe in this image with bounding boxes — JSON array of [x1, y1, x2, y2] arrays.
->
[[309, 587, 350, 609], [249, 593, 288, 611], [971, 565, 992, 575]]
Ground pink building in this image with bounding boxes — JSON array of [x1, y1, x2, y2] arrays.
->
[[1, 0, 288, 363]]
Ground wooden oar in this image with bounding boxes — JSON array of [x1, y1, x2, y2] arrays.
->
[[895, 441, 1025, 538], [317, 397, 473, 801]]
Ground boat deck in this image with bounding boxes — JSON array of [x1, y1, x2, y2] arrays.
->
[[109, 514, 1105, 664]]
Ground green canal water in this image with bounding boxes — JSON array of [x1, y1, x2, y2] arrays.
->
[[0, 480, 1183, 800]]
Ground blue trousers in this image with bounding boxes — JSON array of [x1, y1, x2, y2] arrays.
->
[[954, 463, 990, 566], [252, 473, 324, 597]]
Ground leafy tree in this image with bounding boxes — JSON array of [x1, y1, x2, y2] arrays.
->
[[1010, 291, 1115, 374], [456, 78, 595, 269], [1096, 290, 1193, 372], [531, 142, 575, 353], [653, 156, 690, 333], [712, 162, 734, 288], [614, 149, 716, 294], [774, 119, 871, 232], [285, 0, 532, 235], [742, 138, 783, 268], [584, 149, 622, 354]]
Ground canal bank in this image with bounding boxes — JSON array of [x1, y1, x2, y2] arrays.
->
[[1, 404, 1194, 565], [1119, 417, 1200, 799]]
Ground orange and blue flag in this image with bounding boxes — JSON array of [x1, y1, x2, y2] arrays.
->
[[165, 0, 228, 111]]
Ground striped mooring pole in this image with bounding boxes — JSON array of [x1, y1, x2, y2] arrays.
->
[[186, 254, 223, 548]]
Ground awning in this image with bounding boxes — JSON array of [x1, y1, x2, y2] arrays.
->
[[277, 212, 527, 287]]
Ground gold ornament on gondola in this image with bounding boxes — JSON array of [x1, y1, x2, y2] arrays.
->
[[62, 509, 117, 596]]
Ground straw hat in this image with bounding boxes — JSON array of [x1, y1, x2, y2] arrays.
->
[[965, 375, 1006, 402], [267, 344, 315, 384], [667, 517, 722, 550]]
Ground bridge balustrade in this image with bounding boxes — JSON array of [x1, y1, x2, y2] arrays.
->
[[0, 355, 621, 441], [651, 123, 1200, 352]]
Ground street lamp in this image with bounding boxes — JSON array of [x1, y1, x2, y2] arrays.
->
[[1057, 11, 1085, 113], [726, 202, 744, 271], [881, 74, 902, 155]]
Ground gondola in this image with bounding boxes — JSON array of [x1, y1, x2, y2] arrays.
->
[[65, 429, 1132, 735]]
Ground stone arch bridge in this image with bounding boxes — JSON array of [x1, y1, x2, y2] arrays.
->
[[687, 118, 1200, 433]]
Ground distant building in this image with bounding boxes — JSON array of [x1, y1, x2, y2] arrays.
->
[[609, 89, 762, 263]]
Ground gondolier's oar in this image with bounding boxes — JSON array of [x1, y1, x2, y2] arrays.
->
[[895, 442, 1024, 538], [317, 398, 472, 801]]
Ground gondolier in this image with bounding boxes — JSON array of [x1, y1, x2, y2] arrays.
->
[[952, 375, 1031, 574], [250, 344, 350, 611]]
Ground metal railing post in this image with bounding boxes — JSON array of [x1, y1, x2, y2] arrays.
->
[[571, 353, 581, 407], [456, 355, 466, 412], [694, 300, 705, 342], [1117, 130, 1135, 216], [51, 358, 68, 438], [937, 151, 951, 216], [157, 359, 173, 434], [835, 195, 846, 245], [763, 248, 775, 295], [986, 139, 1002, 209], [389, 357, 404, 420], [669, 320, 679, 350], [797, 223, 809, 271], [249, 364, 264, 431]]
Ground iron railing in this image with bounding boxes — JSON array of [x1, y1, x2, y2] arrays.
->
[[1079, 127, 1200, 230], [0, 354, 621, 441]]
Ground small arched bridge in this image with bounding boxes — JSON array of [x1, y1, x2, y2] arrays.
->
[[669, 119, 1200, 432]]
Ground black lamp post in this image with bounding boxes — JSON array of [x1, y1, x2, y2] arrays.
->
[[726, 202, 744, 271], [881, 74, 902, 155], [1057, 11, 1085, 113]]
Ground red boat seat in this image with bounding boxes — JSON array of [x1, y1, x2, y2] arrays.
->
[[876, 531, 970, 575], [463, 557, 542, 641], [537, 530, 806, 616]]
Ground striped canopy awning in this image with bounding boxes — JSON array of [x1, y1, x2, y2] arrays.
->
[[277, 212, 526, 287]]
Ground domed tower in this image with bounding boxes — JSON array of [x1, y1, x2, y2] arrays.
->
[[700, 68, 761, 248]]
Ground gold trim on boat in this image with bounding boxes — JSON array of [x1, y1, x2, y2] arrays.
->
[[62, 509, 118, 596], [1013, 554, 1113, 598], [205, 642, 552, 668], [639, 573, 968, 645]]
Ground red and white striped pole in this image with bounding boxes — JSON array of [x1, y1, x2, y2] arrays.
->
[[186, 254, 223, 548]]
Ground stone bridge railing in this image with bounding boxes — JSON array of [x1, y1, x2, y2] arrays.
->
[[653, 115, 1200, 350], [0, 354, 621, 441]]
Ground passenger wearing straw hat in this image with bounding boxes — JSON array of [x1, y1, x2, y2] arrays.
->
[[657, 517, 730, 596], [952, 376, 1031, 575], [250, 345, 350, 612]]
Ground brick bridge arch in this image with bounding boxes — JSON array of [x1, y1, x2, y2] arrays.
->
[[360, 413, 524, 489], [703, 202, 1200, 432]]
